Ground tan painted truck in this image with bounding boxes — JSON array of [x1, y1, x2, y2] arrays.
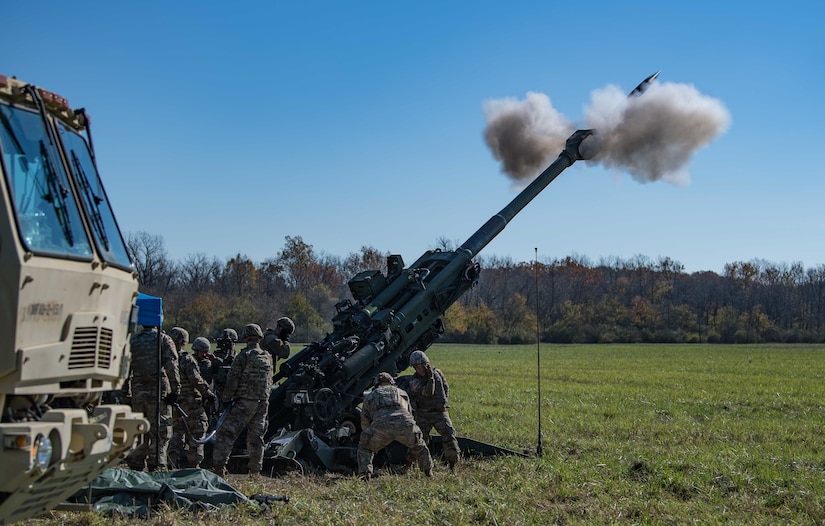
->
[[0, 74, 148, 524]]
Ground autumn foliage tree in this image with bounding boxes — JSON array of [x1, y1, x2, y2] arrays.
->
[[126, 230, 825, 344]]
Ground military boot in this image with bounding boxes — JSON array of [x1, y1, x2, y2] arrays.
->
[[211, 464, 227, 478]]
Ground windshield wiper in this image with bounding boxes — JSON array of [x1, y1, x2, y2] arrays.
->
[[70, 150, 109, 251], [39, 140, 74, 246]]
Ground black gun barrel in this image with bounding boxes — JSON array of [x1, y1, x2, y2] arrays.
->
[[460, 129, 593, 257]]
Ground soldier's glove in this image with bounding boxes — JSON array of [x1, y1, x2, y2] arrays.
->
[[163, 392, 178, 406], [425, 364, 434, 378], [278, 327, 292, 342], [205, 392, 218, 407]]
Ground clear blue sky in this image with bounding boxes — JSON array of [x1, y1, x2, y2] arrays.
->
[[5, 1, 823, 274]]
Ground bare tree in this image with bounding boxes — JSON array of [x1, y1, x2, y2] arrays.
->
[[125, 231, 176, 293], [433, 236, 460, 252], [178, 252, 222, 294]]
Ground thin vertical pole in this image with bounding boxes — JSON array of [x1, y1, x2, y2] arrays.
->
[[535, 247, 543, 457], [156, 328, 162, 469]]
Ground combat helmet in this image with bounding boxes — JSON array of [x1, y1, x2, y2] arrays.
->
[[408, 350, 429, 366], [242, 323, 264, 341], [192, 337, 211, 352], [276, 317, 295, 336], [374, 371, 395, 386], [169, 327, 190, 346], [223, 328, 238, 341]]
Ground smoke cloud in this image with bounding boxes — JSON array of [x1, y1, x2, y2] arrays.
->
[[483, 79, 730, 186]]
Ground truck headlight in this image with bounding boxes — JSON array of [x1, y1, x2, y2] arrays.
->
[[33, 434, 53, 471]]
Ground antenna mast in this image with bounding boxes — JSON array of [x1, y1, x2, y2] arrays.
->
[[535, 247, 543, 457]]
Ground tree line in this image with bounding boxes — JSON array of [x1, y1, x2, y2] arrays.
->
[[127, 231, 825, 345]]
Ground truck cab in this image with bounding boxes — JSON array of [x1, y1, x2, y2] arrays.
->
[[0, 74, 148, 524]]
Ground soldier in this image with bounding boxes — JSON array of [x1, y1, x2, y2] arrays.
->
[[214, 328, 238, 364], [210, 323, 273, 477], [212, 328, 238, 409], [193, 338, 218, 388], [166, 326, 189, 469], [125, 325, 180, 471], [191, 339, 220, 429], [358, 372, 433, 480], [405, 350, 461, 473], [262, 316, 294, 363], [169, 331, 217, 469]]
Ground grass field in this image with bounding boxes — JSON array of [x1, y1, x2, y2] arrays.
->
[[24, 343, 825, 525]]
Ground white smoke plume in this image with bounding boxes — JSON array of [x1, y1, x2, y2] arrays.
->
[[482, 92, 575, 181], [483, 78, 731, 186]]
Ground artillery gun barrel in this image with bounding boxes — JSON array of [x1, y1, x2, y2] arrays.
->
[[460, 129, 593, 258]]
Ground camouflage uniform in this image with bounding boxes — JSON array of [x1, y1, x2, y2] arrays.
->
[[194, 344, 220, 425], [169, 337, 216, 468], [405, 350, 461, 471], [212, 328, 237, 412], [214, 328, 238, 363], [211, 324, 273, 476], [262, 317, 294, 364], [125, 327, 180, 471], [166, 327, 190, 468], [197, 352, 218, 387], [358, 372, 433, 478]]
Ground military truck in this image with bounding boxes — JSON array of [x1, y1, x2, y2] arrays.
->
[[0, 74, 148, 524]]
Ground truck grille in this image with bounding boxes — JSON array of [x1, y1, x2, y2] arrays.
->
[[68, 326, 114, 369]]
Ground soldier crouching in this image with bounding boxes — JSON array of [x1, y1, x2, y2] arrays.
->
[[357, 372, 433, 480]]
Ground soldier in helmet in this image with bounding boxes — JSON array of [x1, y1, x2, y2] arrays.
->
[[404, 350, 461, 473], [125, 325, 180, 471], [166, 327, 189, 468], [169, 333, 217, 469], [358, 372, 433, 480], [193, 337, 218, 388], [212, 328, 238, 412], [262, 316, 295, 363], [210, 323, 273, 477], [215, 328, 238, 364]]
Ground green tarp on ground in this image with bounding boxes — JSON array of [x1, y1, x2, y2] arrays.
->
[[66, 467, 255, 516]]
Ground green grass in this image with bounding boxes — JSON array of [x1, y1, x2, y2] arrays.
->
[[25, 343, 825, 525]]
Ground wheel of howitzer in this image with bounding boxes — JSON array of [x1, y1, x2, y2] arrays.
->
[[341, 412, 360, 433], [312, 387, 338, 424]]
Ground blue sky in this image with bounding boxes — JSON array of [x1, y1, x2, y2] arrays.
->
[[5, 1, 823, 274]]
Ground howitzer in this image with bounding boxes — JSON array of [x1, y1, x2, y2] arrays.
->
[[253, 75, 657, 475], [253, 130, 591, 473]]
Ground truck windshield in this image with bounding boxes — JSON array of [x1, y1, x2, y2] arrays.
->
[[0, 103, 93, 258], [57, 121, 133, 270]]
